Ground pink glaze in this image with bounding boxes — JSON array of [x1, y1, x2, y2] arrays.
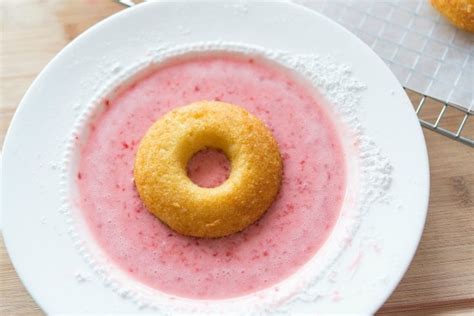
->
[[187, 149, 231, 188], [77, 55, 346, 299]]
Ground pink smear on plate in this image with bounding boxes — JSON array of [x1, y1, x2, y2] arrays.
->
[[77, 54, 346, 299]]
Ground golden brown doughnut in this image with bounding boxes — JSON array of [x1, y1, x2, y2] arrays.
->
[[134, 101, 282, 238], [431, 0, 474, 32]]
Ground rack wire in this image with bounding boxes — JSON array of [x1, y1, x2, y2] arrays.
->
[[116, 0, 473, 148], [406, 88, 473, 147]]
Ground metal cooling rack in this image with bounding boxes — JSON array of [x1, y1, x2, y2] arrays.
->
[[116, 0, 473, 147], [406, 88, 473, 146]]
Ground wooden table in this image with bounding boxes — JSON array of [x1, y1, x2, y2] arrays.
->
[[1, 1, 473, 314]]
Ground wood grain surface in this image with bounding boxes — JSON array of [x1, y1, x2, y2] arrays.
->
[[1, 1, 473, 314]]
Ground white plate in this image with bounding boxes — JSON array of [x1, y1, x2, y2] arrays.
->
[[1, 1, 429, 314]]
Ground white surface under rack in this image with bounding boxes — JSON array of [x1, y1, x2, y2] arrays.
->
[[296, 0, 473, 112]]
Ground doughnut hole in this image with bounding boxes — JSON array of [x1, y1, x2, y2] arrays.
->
[[187, 148, 231, 188]]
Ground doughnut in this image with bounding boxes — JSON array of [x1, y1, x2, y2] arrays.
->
[[134, 101, 282, 238], [431, 0, 474, 32]]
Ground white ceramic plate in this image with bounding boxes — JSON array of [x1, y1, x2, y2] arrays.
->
[[1, 1, 429, 314]]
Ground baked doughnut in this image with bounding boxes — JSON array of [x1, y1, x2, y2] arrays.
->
[[134, 101, 282, 238], [431, 0, 474, 32]]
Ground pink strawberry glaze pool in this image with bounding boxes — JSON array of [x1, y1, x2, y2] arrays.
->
[[76, 54, 346, 299]]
